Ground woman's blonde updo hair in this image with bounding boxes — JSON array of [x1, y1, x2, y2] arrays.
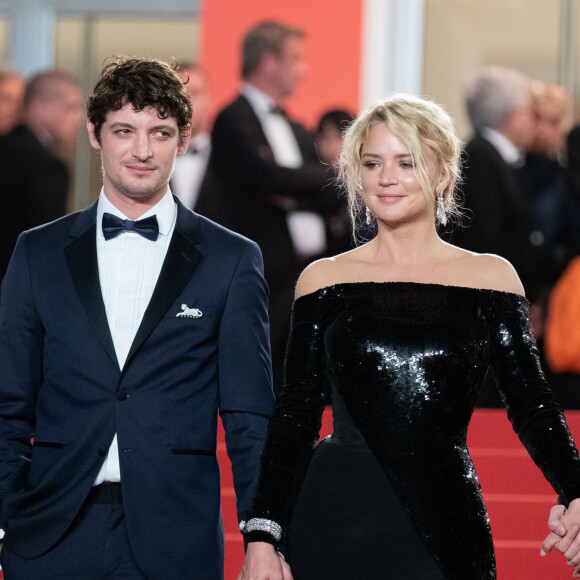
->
[[338, 93, 463, 237]]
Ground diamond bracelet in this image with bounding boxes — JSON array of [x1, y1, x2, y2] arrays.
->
[[239, 518, 282, 542]]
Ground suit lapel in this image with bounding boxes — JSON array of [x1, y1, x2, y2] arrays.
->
[[477, 135, 526, 210], [238, 95, 272, 152], [65, 203, 119, 370], [123, 200, 203, 371]]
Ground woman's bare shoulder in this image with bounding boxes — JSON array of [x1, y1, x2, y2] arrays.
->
[[295, 251, 362, 299], [294, 258, 339, 299], [461, 252, 525, 297]]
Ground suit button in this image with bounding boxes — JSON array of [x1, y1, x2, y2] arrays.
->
[[97, 446, 107, 456], [117, 391, 128, 401]]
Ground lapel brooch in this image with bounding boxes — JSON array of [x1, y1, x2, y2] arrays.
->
[[176, 304, 203, 319]]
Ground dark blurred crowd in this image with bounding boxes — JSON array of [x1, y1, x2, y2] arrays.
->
[[2, 24, 580, 406], [444, 66, 580, 408], [0, 69, 83, 280]]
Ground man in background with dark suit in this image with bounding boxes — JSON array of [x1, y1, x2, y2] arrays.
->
[[171, 63, 213, 211], [0, 56, 274, 580], [0, 70, 83, 282], [448, 66, 541, 299], [199, 21, 338, 394]]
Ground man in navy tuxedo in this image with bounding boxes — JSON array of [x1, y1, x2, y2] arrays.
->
[[0, 56, 274, 579]]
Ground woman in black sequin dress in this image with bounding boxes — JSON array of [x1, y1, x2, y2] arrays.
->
[[237, 94, 580, 580]]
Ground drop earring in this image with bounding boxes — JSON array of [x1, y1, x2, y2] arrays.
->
[[436, 192, 447, 226], [365, 207, 372, 225]]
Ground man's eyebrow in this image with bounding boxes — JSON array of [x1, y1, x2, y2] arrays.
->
[[151, 124, 177, 133], [108, 122, 134, 130]]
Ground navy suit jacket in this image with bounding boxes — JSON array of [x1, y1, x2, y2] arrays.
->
[[0, 197, 274, 579]]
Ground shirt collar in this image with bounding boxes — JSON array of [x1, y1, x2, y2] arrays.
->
[[480, 127, 523, 166], [241, 82, 276, 119], [97, 188, 177, 239]]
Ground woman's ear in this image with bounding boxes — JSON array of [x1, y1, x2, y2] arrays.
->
[[436, 164, 451, 196]]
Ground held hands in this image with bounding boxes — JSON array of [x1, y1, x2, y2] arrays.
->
[[237, 541, 294, 580], [541, 498, 580, 576]]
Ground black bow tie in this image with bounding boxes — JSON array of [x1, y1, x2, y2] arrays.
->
[[102, 213, 159, 241], [270, 105, 287, 118]]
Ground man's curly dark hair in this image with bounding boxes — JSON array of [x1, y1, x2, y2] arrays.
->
[[87, 55, 192, 143]]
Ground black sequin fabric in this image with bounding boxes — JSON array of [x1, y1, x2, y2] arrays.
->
[[249, 282, 580, 579]]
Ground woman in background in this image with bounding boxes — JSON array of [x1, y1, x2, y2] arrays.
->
[[238, 93, 580, 579]]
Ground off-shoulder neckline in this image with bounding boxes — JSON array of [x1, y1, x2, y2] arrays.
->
[[295, 281, 528, 304]]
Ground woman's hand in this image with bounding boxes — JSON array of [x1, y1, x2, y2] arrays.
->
[[541, 498, 580, 576], [237, 541, 294, 580]]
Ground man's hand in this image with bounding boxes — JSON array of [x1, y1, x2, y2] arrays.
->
[[541, 499, 580, 576], [237, 541, 294, 580]]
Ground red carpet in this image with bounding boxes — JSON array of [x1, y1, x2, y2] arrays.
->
[[219, 408, 580, 580], [1, 409, 575, 579]]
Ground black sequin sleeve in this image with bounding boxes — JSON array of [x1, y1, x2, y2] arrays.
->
[[489, 293, 580, 505], [244, 288, 338, 545]]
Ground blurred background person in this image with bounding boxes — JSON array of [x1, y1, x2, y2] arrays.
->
[[314, 108, 354, 256], [516, 81, 575, 281], [529, 80, 569, 158], [0, 70, 83, 282], [514, 81, 579, 373], [199, 20, 340, 395], [448, 66, 544, 301], [314, 109, 352, 170], [171, 62, 213, 212], [0, 71, 25, 136]]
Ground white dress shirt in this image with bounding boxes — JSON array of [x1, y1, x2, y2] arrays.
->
[[481, 127, 523, 166], [242, 82, 303, 168], [171, 132, 211, 210], [93, 188, 177, 484], [242, 83, 326, 258]]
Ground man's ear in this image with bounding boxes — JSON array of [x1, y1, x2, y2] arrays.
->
[[87, 120, 101, 150], [177, 125, 192, 156], [260, 52, 279, 77]]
